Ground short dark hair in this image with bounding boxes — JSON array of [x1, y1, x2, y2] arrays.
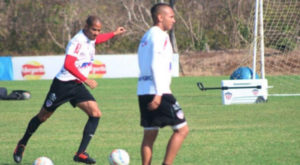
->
[[86, 15, 101, 27], [151, 3, 171, 24]]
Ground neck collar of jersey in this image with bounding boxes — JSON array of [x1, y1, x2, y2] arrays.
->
[[81, 30, 96, 44], [153, 26, 167, 33]]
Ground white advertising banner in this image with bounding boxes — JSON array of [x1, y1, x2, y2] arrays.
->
[[93, 54, 139, 78], [12, 54, 179, 80], [12, 56, 64, 80]]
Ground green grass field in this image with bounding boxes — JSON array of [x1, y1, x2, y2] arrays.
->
[[0, 76, 299, 165]]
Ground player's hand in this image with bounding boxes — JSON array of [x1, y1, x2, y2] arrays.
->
[[84, 79, 98, 89], [148, 95, 162, 111], [113, 27, 126, 35]]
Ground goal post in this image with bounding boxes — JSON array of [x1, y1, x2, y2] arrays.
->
[[197, 0, 299, 104], [259, 0, 265, 79], [219, 0, 269, 105], [251, 0, 300, 96], [220, 0, 300, 104]]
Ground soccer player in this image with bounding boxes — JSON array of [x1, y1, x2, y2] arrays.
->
[[137, 3, 189, 165], [13, 15, 126, 164]]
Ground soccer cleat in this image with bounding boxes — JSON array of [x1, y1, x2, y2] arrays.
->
[[73, 152, 96, 164], [13, 144, 25, 163]]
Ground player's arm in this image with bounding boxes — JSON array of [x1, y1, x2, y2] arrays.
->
[[95, 27, 126, 44], [148, 35, 166, 111], [151, 35, 166, 96], [64, 55, 97, 89], [148, 55, 163, 110], [147, 95, 162, 111]]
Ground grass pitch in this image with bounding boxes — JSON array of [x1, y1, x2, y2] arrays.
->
[[0, 76, 299, 165]]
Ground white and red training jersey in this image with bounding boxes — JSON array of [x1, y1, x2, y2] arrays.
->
[[56, 30, 114, 82], [137, 26, 173, 96]]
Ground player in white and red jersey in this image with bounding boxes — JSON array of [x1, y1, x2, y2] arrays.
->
[[13, 15, 126, 164], [137, 26, 173, 96], [137, 3, 189, 165]]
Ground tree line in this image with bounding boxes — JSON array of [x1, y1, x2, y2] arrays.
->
[[0, 0, 255, 56]]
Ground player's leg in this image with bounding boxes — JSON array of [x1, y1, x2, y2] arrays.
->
[[78, 100, 102, 117], [15, 78, 68, 148], [156, 94, 189, 165], [18, 107, 54, 145], [77, 100, 101, 153], [138, 95, 160, 165], [162, 124, 189, 165], [73, 100, 101, 164], [141, 128, 159, 165], [13, 108, 54, 163], [13, 78, 73, 163]]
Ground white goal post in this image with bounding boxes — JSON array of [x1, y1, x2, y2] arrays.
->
[[252, 0, 300, 97], [220, 0, 300, 104], [253, 0, 265, 80]]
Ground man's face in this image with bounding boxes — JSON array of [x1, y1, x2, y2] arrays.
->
[[84, 21, 101, 40], [160, 7, 175, 31]]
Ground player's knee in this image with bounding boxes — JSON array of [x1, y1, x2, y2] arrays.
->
[[177, 125, 189, 138], [91, 109, 102, 118], [37, 113, 51, 122], [37, 108, 52, 122]]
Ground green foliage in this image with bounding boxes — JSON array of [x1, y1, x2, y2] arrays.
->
[[238, 22, 251, 42], [263, 2, 299, 53], [195, 34, 208, 51], [0, 0, 297, 55], [273, 37, 297, 52], [0, 0, 256, 55], [206, 30, 231, 50], [97, 37, 141, 54]]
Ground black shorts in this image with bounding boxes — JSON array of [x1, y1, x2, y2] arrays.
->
[[42, 78, 95, 112], [138, 94, 186, 129]]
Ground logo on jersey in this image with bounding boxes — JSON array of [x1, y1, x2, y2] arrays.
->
[[141, 41, 148, 47], [74, 43, 81, 54], [81, 62, 92, 68], [21, 61, 45, 80], [88, 60, 106, 78], [163, 38, 168, 50]]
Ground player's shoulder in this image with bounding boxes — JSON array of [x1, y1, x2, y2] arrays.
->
[[149, 26, 164, 35], [70, 30, 87, 44], [147, 26, 166, 40]]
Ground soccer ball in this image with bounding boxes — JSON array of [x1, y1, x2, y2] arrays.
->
[[32, 156, 54, 165], [108, 149, 130, 165], [22, 91, 31, 99]]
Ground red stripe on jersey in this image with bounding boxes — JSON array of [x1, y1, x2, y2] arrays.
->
[[95, 32, 115, 44], [163, 38, 168, 50], [74, 43, 81, 54], [64, 55, 87, 82]]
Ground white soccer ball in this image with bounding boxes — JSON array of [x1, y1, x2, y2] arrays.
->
[[32, 156, 54, 165], [108, 149, 130, 165], [22, 92, 31, 99]]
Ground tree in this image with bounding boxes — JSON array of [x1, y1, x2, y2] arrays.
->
[[0, 0, 257, 56]]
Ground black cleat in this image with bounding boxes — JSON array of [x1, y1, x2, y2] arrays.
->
[[13, 144, 25, 163], [73, 152, 96, 164]]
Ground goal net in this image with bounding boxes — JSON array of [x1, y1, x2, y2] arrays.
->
[[240, 0, 300, 96]]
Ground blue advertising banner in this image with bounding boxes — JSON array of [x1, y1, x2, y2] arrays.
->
[[0, 56, 13, 80]]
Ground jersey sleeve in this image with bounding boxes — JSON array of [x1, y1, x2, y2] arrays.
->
[[95, 32, 115, 44], [64, 55, 87, 82], [151, 33, 168, 96]]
